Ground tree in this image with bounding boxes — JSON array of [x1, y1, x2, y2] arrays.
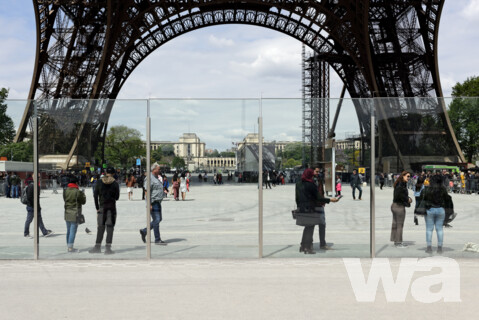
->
[[206, 149, 220, 157], [160, 144, 175, 156], [220, 151, 235, 157], [171, 156, 185, 169], [151, 148, 162, 163], [0, 88, 15, 146], [0, 141, 33, 162], [448, 76, 479, 163], [102, 125, 146, 168]]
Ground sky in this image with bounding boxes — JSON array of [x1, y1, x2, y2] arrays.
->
[[1, 1, 478, 150]]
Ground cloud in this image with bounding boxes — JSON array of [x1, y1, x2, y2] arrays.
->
[[462, 0, 479, 20], [208, 35, 235, 47]]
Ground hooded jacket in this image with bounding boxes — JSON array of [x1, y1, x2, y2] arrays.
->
[[93, 174, 119, 210], [63, 183, 86, 222]]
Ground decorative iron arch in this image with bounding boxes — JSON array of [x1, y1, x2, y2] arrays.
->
[[15, 0, 465, 170]]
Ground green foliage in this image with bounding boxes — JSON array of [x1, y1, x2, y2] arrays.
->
[[160, 144, 174, 156], [282, 142, 302, 160], [0, 141, 33, 162], [171, 156, 185, 169], [452, 76, 479, 97], [0, 88, 15, 146], [449, 76, 479, 163], [284, 158, 301, 168], [103, 125, 146, 168], [206, 149, 220, 157], [220, 151, 235, 157], [151, 148, 162, 162]]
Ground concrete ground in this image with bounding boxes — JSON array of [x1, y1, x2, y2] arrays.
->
[[1, 182, 479, 318]]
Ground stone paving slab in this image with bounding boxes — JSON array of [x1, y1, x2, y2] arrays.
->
[[1, 183, 479, 259], [1, 258, 479, 319]]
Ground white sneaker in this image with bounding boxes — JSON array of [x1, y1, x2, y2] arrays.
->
[[394, 243, 408, 248]]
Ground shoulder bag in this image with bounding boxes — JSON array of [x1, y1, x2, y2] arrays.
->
[[76, 189, 86, 225]]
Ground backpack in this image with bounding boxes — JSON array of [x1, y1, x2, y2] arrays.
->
[[20, 186, 28, 205]]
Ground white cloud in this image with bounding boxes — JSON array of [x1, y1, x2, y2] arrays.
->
[[462, 0, 479, 20], [208, 35, 235, 47]]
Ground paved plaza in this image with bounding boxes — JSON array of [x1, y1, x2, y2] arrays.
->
[[1, 182, 479, 259], [1, 182, 479, 319]]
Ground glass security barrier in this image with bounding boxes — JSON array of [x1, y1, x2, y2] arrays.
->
[[34, 99, 148, 259], [374, 97, 479, 258], [261, 98, 371, 258], [3, 97, 479, 260], [0, 100, 34, 259], [148, 99, 260, 258]]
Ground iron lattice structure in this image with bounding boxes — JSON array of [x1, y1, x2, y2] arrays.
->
[[15, 0, 464, 170], [302, 45, 330, 165]]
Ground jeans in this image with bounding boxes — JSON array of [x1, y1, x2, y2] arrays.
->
[[24, 206, 48, 236], [66, 221, 78, 248], [425, 207, 445, 246], [12, 185, 19, 198], [352, 185, 362, 199], [142, 201, 162, 241]]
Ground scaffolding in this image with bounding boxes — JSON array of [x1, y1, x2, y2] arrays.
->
[[302, 44, 330, 167]]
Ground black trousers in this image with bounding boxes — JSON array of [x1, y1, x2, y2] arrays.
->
[[301, 226, 315, 248], [318, 223, 326, 247], [95, 204, 117, 246]]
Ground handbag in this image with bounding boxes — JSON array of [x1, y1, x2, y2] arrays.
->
[[295, 212, 322, 226], [414, 198, 427, 216], [75, 190, 86, 225], [76, 212, 86, 225]]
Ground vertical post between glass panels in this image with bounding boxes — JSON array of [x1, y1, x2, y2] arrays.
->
[[33, 105, 38, 260], [258, 98, 263, 258], [370, 100, 376, 258], [146, 100, 151, 260]]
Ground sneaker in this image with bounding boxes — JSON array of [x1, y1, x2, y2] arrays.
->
[[395, 243, 408, 248], [68, 248, 78, 253], [43, 230, 54, 237], [24, 234, 31, 238], [437, 246, 443, 254], [319, 245, 333, 250], [104, 247, 115, 255], [139, 229, 146, 243], [155, 240, 167, 245], [425, 246, 432, 253]]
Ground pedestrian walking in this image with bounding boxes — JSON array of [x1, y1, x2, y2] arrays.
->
[[140, 163, 167, 245]]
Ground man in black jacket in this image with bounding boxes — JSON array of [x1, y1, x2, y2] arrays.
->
[[350, 169, 363, 200], [89, 167, 120, 254], [24, 175, 53, 238]]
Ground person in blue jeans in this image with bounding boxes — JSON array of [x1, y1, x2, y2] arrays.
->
[[420, 175, 449, 254], [63, 176, 86, 252], [140, 163, 167, 245]]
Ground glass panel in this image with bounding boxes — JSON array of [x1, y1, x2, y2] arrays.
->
[[262, 98, 371, 257], [0, 99, 34, 259], [374, 97, 479, 258], [148, 99, 259, 258], [35, 99, 148, 259]]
